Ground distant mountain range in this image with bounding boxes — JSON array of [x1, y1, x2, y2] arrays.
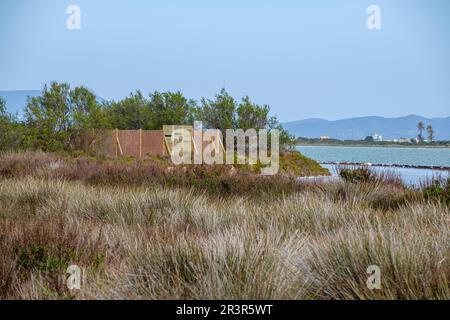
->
[[284, 115, 450, 141]]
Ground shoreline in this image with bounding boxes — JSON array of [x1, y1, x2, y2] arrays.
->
[[320, 162, 450, 171], [296, 143, 450, 149]]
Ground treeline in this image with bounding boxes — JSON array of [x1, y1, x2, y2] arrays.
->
[[0, 82, 294, 152]]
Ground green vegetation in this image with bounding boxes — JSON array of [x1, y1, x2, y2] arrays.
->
[[339, 167, 374, 184], [417, 121, 425, 142], [0, 97, 25, 151], [0, 154, 447, 299], [1, 81, 295, 153], [2, 85, 447, 301], [417, 121, 435, 143], [422, 178, 450, 206], [0, 152, 324, 198], [337, 167, 404, 186], [1, 82, 318, 178], [337, 167, 450, 210], [279, 151, 329, 176]]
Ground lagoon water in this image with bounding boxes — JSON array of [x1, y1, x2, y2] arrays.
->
[[296, 146, 450, 167], [296, 146, 450, 186]]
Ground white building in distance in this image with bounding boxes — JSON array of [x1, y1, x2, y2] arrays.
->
[[372, 134, 383, 142]]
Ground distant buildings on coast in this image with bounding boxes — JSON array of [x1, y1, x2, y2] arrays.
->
[[372, 134, 383, 142], [315, 133, 428, 143], [397, 138, 416, 143]]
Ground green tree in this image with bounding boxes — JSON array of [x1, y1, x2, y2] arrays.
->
[[0, 97, 23, 151], [0, 97, 6, 117], [236, 96, 270, 130], [267, 115, 296, 150], [200, 88, 236, 130], [0, 98, 26, 151], [149, 91, 198, 129], [105, 91, 152, 129], [71, 86, 109, 130], [427, 125, 434, 143], [24, 82, 74, 151], [199, 89, 294, 149], [24, 82, 108, 151], [417, 121, 425, 142], [21, 83, 297, 152]]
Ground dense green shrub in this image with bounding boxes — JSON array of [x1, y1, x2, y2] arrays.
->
[[0, 98, 26, 152], [339, 167, 373, 184], [338, 166, 403, 187], [17, 244, 77, 272], [422, 178, 450, 206]]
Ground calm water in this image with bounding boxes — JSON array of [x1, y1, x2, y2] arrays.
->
[[296, 146, 450, 167], [297, 146, 450, 186]]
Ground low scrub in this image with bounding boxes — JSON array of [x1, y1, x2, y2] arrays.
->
[[422, 178, 450, 206], [0, 215, 111, 299], [0, 151, 314, 197], [338, 166, 403, 186], [336, 166, 449, 209], [0, 176, 447, 299], [278, 151, 329, 176], [0, 152, 447, 299]]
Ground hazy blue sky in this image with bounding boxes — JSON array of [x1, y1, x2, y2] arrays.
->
[[1, 0, 449, 121]]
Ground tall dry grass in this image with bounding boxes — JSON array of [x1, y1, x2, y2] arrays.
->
[[0, 172, 447, 299]]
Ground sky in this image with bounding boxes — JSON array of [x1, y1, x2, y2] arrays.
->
[[0, 0, 449, 121]]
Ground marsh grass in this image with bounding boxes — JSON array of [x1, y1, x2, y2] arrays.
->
[[0, 151, 308, 197], [0, 152, 448, 299]]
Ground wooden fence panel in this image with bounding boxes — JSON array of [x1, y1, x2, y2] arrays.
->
[[87, 128, 224, 160], [141, 130, 165, 157], [118, 130, 140, 157], [92, 129, 166, 158]]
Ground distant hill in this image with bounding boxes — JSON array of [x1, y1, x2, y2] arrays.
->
[[284, 115, 450, 141], [0, 90, 41, 116]]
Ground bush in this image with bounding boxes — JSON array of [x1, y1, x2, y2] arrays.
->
[[17, 244, 77, 273], [338, 166, 403, 187], [278, 151, 329, 176], [339, 167, 373, 184], [422, 178, 450, 206]]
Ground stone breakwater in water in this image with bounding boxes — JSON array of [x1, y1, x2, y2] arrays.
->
[[321, 162, 450, 171]]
